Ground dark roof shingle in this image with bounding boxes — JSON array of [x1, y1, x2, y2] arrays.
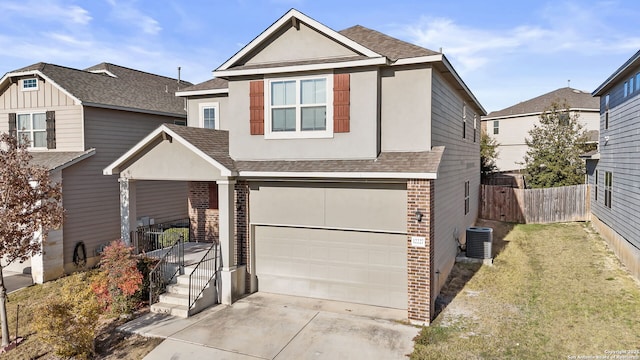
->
[[338, 25, 439, 61], [9, 62, 192, 116], [178, 78, 228, 93], [29, 149, 95, 171], [485, 87, 599, 118]]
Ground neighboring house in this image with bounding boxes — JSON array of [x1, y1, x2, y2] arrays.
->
[[481, 87, 600, 172], [104, 9, 486, 325], [0, 62, 190, 282], [588, 50, 640, 281]]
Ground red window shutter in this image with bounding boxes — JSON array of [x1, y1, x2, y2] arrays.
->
[[333, 73, 350, 133], [249, 80, 264, 135]]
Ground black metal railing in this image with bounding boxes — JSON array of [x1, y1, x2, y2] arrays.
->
[[188, 242, 219, 311], [131, 218, 190, 255], [149, 236, 184, 305]]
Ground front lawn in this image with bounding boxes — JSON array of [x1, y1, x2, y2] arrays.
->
[[1, 271, 162, 359], [412, 221, 640, 359]]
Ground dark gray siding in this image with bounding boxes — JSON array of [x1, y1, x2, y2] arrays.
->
[[430, 71, 481, 297], [591, 73, 640, 250], [61, 107, 187, 266]]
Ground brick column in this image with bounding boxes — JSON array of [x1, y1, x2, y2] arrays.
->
[[235, 181, 250, 292], [407, 179, 435, 325], [188, 182, 219, 243]]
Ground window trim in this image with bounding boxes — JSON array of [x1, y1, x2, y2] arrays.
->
[[604, 94, 610, 130], [199, 102, 220, 130], [604, 171, 612, 209], [16, 111, 47, 149], [464, 180, 470, 215], [594, 169, 599, 202], [21, 78, 38, 91], [473, 114, 477, 142], [264, 73, 334, 139], [493, 120, 499, 135]]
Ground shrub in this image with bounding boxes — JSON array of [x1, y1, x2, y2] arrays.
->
[[161, 227, 189, 247], [135, 256, 159, 303], [35, 272, 101, 359], [92, 239, 143, 315]]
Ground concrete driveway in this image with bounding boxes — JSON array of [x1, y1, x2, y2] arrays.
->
[[121, 293, 420, 360]]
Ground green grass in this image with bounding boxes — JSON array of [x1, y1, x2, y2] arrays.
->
[[412, 221, 640, 359]]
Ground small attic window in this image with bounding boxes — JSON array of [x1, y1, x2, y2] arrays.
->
[[22, 78, 38, 91]]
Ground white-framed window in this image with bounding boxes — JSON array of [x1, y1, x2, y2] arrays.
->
[[594, 169, 599, 202], [605, 94, 610, 130], [462, 103, 467, 139], [473, 114, 477, 142], [464, 180, 470, 215], [17, 112, 47, 148], [199, 102, 219, 129], [264, 74, 333, 139], [604, 171, 612, 209], [493, 120, 499, 135], [21, 78, 38, 91], [624, 81, 628, 97]]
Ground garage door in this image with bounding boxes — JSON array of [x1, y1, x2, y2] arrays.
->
[[255, 225, 407, 309]]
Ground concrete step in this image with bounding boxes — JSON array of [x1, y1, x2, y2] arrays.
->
[[166, 283, 190, 295], [150, 302, 189, 318], [159, 292, 190, 306], [176, 273, 214, 286]]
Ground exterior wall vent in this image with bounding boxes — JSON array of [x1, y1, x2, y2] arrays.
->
[[466, 227, 493, 259]]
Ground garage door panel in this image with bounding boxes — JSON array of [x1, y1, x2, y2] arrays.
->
[[255, 226, 407, 309]]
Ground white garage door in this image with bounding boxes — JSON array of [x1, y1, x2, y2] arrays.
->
[[255, 225, 407, 309]]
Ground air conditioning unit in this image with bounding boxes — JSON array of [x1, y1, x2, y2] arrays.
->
[[466, 227, 493, 259]]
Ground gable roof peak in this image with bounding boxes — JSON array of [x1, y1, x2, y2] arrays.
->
[[485, 86, 599, 118]]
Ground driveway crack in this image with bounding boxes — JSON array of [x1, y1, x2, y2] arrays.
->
[[272, 311, 319, 360]]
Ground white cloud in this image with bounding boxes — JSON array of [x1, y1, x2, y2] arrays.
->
[[0, 0, 92, 25], [106, 0, 162, 35]]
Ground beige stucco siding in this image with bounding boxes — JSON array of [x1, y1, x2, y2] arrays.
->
[[430, 71, 480, 301], [487, 110, 600, 171], [0, 79, 83, 151], [228, 69, 379, 160], [381, 66, 432, 151], [250, 181, 407, 232], [186, 94, 229, 130], [61, 107, 187, 268], [118, 137, 224, 181], [243, 22, 358, 66]]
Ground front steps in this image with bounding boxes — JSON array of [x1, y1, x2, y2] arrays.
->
[[150, 265, 217, 318]]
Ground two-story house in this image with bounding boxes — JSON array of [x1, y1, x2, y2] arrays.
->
[[481, 87, 600, 172], [0, 63, 189, 282], [104, 9, 486, 325], [588, 50, 640, 281]]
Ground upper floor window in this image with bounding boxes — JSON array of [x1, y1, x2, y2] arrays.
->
[[265, 74, 333, 139], [199, 102, 219, 129], [636, 73, 640, 91], [630, 77, 635, 95], [493, 120, 499, 135], [604, 94, 610, 130], [462, 103, 467, 139], [473, 114, 477, 143], [594, 169, 599, 202], [17, 112, 47, 148], [624, 81, 629, 97], [22, 78, 38, 91]]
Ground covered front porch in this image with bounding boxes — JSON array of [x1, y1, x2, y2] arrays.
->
[[104, 124, 249, 312]]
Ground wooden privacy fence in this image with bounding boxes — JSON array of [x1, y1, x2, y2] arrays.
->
[[480, 184, 590, 224]]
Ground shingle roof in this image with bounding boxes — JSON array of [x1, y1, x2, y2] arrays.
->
[[162, 125, 443, 176], [162, 124, 236, 171], [8, 62, 192, 116], [29, 149, 95, 171], [338, 25, 439, 61], [236, 149, 443, 174], [485, 87, 599, 118], [178, 77, 228, 93]]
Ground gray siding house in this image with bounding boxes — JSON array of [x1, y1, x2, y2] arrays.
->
[[105, 9, 486, 325], [481, 87, 600, 172], [589, 50, 640, 281], [0, 63, 189, 282]]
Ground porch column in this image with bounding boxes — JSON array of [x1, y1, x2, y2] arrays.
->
[[218, 179, 236, 305], [119, 178, 137, 245]]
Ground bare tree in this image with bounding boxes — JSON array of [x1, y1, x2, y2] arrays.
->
[[0, 133, 63, 347]]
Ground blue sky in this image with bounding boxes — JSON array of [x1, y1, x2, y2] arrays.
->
[[1, 0, 639, 112]]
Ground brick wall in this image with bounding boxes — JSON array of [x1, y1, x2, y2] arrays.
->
[[188, 182, 219, 243], [407, 178, 435, 325]]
